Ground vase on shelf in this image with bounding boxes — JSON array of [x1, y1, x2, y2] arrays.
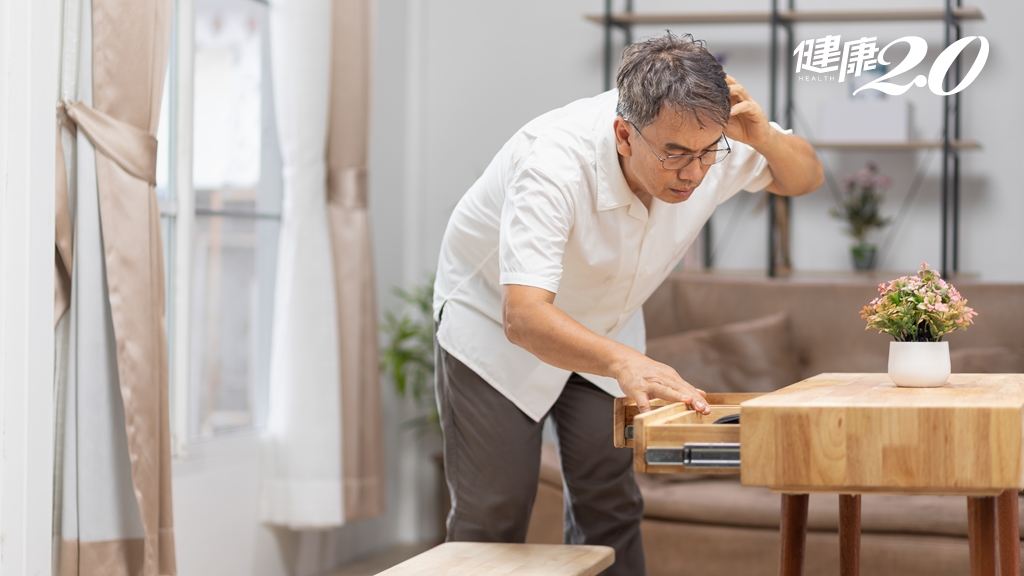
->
[[851, 243, 878, 271], [887, 341, 950, 388], [831, 163, 891, 273]]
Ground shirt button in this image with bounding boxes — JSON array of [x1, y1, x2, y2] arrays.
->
[[639, 267, 649, 277]]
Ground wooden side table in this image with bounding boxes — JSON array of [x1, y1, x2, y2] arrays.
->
[[741, 373, 1024, 576], [621, 373, 1024, 576]]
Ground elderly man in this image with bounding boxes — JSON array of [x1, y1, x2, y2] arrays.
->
[[432, 33, 822, 574]]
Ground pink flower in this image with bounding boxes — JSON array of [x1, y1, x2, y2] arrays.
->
[[863, 263, 976, 340]]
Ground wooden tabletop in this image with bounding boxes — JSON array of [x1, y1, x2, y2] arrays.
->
[[375, 542, 615, 576], [740, 373, 1024, 495]]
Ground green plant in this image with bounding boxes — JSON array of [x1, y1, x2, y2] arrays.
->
[[860, 263, 977, 342], [380, 275, 439, 435], [830, 162, 892, 254]]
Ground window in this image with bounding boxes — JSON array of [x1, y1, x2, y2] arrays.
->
[[158, 0, 281, 451]]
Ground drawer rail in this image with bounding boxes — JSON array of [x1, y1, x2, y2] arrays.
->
[[646, 443, 741, 469]]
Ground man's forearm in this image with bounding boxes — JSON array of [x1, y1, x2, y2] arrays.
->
[[503, 299, 641, 380], [754, 129, 823, 197], [501, 285, 709, 412]]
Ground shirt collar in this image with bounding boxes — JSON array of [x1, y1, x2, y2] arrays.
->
[[594, 106, 637, 212]]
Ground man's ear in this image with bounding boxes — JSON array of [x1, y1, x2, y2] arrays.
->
[[613, 117, 633, 157]]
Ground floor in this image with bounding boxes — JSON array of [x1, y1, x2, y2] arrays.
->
[[326, 543, 435, 576]]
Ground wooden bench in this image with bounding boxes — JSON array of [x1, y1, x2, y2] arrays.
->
[[375, 542, 614, 575]]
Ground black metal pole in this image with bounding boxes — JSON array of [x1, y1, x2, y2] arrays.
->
[[625, 0, 633, 46], [940, 0, 952, 278], [604, 0, 613, 91], [782, 4, 794, 275], [769, 3, 778, 125], [785, 25, 793, 129], [703, 223, 713, 268], [952, 0, 962, 274]]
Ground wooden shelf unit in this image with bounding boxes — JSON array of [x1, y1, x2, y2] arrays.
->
[[588, 1, 983, 278], [585, 7, 983, 26], [810, 140, 982, 151]]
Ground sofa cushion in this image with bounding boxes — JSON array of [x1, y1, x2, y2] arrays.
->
[[950, 346, 1024, 373], [644, 274, 1024, 381], [637, 475, 1024, 539], [644, 275, 888, 378], [645, 311, 800, 394]]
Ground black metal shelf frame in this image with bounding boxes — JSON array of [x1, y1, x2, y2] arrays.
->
[[596, 0, 975, 278]]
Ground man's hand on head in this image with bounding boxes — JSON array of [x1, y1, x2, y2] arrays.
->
[[724, 74, 774, 148], [611, 352, 710, 415], [723, 74, 824, 196]]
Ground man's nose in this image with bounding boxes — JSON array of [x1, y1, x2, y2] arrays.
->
[[677, 160, 704, 180]]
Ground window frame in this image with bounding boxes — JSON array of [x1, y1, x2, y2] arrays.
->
[[168, 0, 194, 457], [163, 0, 280, 457]]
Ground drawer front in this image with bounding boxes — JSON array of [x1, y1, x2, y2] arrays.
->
[[613, 393, 761, 448], [630, 402, 743, 475]]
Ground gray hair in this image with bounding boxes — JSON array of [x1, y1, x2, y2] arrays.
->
[[615, 33, 730, 130]]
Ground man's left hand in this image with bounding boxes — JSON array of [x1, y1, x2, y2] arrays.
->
[[724, 74, 774, 148]]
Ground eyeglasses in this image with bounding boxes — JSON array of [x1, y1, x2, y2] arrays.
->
[[627, 120, 731, 171]]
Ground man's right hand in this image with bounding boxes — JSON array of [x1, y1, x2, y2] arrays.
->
[[612, 352, 710, 414], [502, 284, 710, 415]]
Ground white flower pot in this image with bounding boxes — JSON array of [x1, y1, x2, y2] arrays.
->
[[887, 341, 951, 388]]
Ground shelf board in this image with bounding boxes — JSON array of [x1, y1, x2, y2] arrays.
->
[[784, 7, 982, 22], [584, 7, 983, 26], [585, 11, 770, 25], [678, 269, 979, 281], [810, 140, 981, 151]]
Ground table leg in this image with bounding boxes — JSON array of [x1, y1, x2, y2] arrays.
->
[[839, 494, 861, 576], [996, 489, 1020, 576], [968, 496, 997, 576], [779, 494, 809, 576]]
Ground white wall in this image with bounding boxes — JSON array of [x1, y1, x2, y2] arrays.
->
[[0, 0, 60, 574]]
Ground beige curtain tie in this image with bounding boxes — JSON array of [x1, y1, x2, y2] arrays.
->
[[54, 115, 74, 325], [58, 99, 159, 186], [328, 166, 368, 209], [55, 115, 74, 276], [53, 100, 159, 325]]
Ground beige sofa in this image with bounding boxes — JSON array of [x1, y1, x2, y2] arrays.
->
[[525, 272, 1024, 576]]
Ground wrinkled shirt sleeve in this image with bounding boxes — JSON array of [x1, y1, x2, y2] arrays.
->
[[499, 165, 576, 294]]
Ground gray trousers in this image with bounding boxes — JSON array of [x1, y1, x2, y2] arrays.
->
[[435, 339, 646, 576]]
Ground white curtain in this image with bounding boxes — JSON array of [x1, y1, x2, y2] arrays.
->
[[259, 0, 345, 528]]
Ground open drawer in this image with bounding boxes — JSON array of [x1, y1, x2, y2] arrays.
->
[[612, 393, 761, 448], [613, 394, 763, 475]]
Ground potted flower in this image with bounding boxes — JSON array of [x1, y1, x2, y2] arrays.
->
[[831, 162, 892, 271], [860, 263, 978, 387]]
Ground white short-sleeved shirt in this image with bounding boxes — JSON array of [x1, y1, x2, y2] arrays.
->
[[434, 90, 784, 421]]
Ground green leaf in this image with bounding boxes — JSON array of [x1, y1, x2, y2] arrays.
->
[[380, 274, 441, 435]]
